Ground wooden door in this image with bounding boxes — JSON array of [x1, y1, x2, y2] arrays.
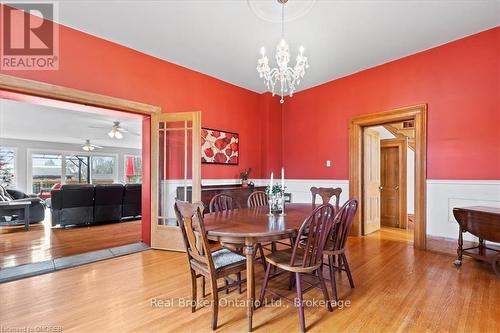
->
[[151, 111, 201, 251], [381, 146, 399, 227], [363, 128, 381, 234], [380, 138, 407, 229]]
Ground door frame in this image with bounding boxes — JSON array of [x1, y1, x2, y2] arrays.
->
[[349, 104, 427, 250], [0, 74, 161, 245], [380, 137, 408, 229]]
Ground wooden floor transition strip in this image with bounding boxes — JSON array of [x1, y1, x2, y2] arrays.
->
[[0, 242, 149, 283]]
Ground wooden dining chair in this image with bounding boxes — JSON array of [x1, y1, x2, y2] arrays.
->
[[209, 193, 241, 213], [259, 204, 335, 333], [323, 199, 358, 303], [174, 200, 246, 330], [210, 193, 267, 270], [247, 191, 268, 207], [310, 187, 342, 211]]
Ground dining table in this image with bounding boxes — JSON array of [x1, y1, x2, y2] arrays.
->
[[203, 203, 317, 332]]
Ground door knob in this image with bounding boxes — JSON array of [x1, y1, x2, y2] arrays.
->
[[394, 185, 399, 191], [378, 186, 383, 190]]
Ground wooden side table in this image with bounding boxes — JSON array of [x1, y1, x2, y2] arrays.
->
[[0, 201, 31, 231]]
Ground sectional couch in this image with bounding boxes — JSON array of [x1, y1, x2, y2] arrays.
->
[[51, 183, 141, 227]]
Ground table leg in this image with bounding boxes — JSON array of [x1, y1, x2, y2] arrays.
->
[[479, 238, 485, 256], [244, 243, 255, 332], [454, 227, 463, 267], [24, 206, 30, 231]]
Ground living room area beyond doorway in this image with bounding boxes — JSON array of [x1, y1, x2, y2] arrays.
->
[[0, 98, 145, 274]]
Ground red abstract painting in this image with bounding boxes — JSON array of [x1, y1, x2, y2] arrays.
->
[[201, 128, 239, 165]]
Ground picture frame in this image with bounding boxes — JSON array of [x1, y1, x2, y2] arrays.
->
[[201, 127, 239, 165]]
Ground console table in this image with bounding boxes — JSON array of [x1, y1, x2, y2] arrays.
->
[[453, 206, 500, 276]]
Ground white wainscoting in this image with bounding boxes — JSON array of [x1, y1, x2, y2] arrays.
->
[[282, 179, 350, 205], [426, 180, 500, 242], [161, 178, 349, 219], [161, 178, 500, 244]]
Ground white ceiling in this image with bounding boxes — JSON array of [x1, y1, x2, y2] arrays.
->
[[50, 0, 500, 93], [0, 99, 142, 149]]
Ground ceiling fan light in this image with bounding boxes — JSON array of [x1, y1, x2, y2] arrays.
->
[[115, 131, 123, 139], [108, 130, 115, 138]]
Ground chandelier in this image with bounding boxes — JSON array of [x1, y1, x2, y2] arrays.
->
[[256, 0, 309, 104]]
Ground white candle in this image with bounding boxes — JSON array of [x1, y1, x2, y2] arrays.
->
[[269, 172, 274, 194], [281, 168, 284, 194]]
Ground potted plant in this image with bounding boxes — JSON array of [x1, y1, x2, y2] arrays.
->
[[239, 168, 251, 187]]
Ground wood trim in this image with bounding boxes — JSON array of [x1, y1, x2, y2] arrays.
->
[[0, 74, 160, 115], [349, 104, 427, 250], [150, 111, 202, 251], [380, 138, 407, 230]]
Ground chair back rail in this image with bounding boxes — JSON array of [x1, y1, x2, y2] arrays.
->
[[209, 193, 241, 213], [310, 187, 342, 211], [330, 199, 358, 252], [290, 203, 335, 268], [247, 191, 268, 207]]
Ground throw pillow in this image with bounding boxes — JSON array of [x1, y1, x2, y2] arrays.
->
[[0, 185, 12, 202]]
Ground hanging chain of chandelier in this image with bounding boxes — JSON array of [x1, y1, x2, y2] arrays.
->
[[256, 0, 309, 104]]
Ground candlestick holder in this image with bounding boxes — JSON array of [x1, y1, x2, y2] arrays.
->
[[279, 193, 286, 216], [267, 192, 284, 215]]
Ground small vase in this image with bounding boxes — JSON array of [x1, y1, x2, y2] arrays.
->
[[242, 180, 249, 187]]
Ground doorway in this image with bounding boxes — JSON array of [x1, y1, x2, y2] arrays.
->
[[349, 104, 427, 250], [0, 74, 158, 271], [363, 124, 414, 242]]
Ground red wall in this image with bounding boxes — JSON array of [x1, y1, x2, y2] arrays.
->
[[283, 27, 500, 180], [2, 5, 498, 246], [260, 93, 284, 178], [0, 7, 271, 245], [0, 8, 265, 180]]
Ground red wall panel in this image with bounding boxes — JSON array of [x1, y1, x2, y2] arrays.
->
[[283, 27, 500, 180], [0, 7, 268, 245]]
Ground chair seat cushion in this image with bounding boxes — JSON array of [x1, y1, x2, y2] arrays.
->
[[211, 248, 245, 270], [265, 248, 320, 273]]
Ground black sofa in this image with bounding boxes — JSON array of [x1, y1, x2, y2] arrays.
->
[[122, 183, 142, 219], [51, 184, 142, 227], [0, 187, 46, 223]]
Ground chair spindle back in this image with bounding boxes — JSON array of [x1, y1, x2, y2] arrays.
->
[[247, 191, 268, 207], [209, 194, 241, 213], [290, 203, 335, 269], [330, 199, 358, 252]]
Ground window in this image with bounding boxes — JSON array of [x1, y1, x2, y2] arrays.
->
[[91, 156, 116, 185], [0, 147, 16, 188], [65, 155, 90, 185], [125, 155, 142, 184], [32, 153, 62, 193]]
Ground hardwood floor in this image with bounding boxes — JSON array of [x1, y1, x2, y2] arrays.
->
[[0, 211, 142, 268], [1, 229, 498, 333]]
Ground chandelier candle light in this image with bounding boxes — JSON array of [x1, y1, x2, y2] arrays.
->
[[256, 0, 309, 104]]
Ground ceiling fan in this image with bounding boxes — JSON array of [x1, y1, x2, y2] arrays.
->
[[82, 139, 102, 152], [89, 121, 140, 139]]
